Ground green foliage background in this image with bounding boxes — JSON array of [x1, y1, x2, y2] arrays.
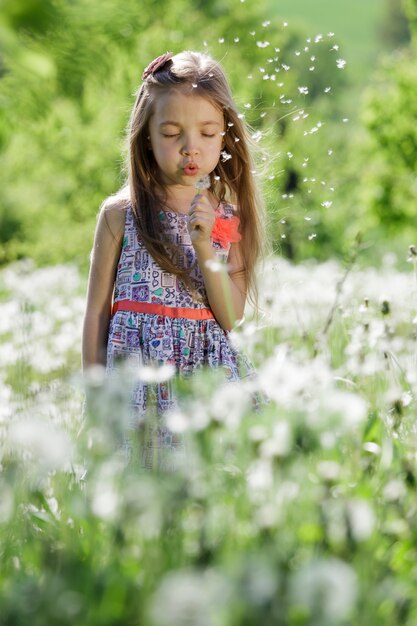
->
[[0, 0, 416, 268]]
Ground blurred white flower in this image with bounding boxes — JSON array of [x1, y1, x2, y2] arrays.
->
[[8, 419, 72, 471], [259, 421, 292, 458], [317, 460, 340, 481], [290, 558, 357, 620], [150, 567, 233, 626], [137, 363, 175, 383], [91, 484, 119, 522], [383, 479, 406, 502], [0, 481, 14, 523], [347, 499, 375, 541], [247, 458, 273, 494], [210, 381, 249, 429]]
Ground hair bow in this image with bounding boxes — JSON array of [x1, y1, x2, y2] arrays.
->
[[211, 215, 241, 248], [141, 52, 173, 80]]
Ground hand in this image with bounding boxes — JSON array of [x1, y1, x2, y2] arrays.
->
[[187, 194, 216, 246]]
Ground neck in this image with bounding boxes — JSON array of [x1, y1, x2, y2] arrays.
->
[[163, 185, 210, 214]]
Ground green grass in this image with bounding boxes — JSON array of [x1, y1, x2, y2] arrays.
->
[[2, 258, 417, 624]]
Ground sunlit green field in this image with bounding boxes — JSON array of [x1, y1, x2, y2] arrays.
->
[[1, 255, 417, 624], [272, 0, 383, 82]]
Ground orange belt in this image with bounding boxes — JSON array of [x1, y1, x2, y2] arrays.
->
[[112, 299, 215, 320]]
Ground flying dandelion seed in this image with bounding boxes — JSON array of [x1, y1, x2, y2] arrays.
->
[[257, 41, 270, 48], [321, 201, 333, 208], [218, 38, 224, 43], [234, 37, 240, 43], [244, 103, 252, 108], [283, 21, 288, 27], [342, 118, 349, 123], [304, 216, 312, 221], [295, 50, 301, 56], [332, 44, 340, 51], [328, 149, 333, 155], [308, 233, 317, 240], [287, 152, 293, 159], [309, 66, 315, 71], [220, 151, 232, 162], [282, 64, 290, 71], [298, 86, 309, 95], [336, 58, 347, 69], [262, 20, 271, 27], [324, 86, 332, 93], [328, 32, 335, 37], [315, 34, 323, 43], [192, 83, 197, 88]]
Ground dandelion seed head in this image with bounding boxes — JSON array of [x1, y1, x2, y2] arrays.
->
[[138, 363, 175, 383], [290, 559, 357, 620], [205, 258, 224, 273]]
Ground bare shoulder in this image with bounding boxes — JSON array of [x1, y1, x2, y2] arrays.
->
[[99, 191, 130, 239]]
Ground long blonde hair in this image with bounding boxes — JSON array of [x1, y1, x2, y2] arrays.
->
[[123, 50, 263, 305]]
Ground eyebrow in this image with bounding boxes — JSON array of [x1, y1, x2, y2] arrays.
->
[[159, 120, 222, 127]]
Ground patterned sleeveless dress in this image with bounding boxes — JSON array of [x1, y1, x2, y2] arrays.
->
[[106, 202, 250, 470]]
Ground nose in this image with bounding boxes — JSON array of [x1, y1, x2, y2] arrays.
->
[[181, 136, 199, 157]]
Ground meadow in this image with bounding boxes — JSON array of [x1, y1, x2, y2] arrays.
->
[[1, 0, 417, 623], [1, 252, 417, 624]]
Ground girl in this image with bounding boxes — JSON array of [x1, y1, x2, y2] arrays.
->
[[82, 50, 263, 469]]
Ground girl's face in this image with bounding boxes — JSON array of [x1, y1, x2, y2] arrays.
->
[[148, 89, 224, 189]]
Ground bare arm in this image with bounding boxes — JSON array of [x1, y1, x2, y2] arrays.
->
[[82, 201, 125, 371], [188, 194, 246, 331], [194, 240, 246, 331]]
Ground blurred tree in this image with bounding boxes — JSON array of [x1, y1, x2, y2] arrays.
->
[[360, 0, 417, 237], [0, 0, 348, 266], [378, 0, 411, 50]]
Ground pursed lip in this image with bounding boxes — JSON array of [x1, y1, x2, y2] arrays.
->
[[183, 162, 199, 175]]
